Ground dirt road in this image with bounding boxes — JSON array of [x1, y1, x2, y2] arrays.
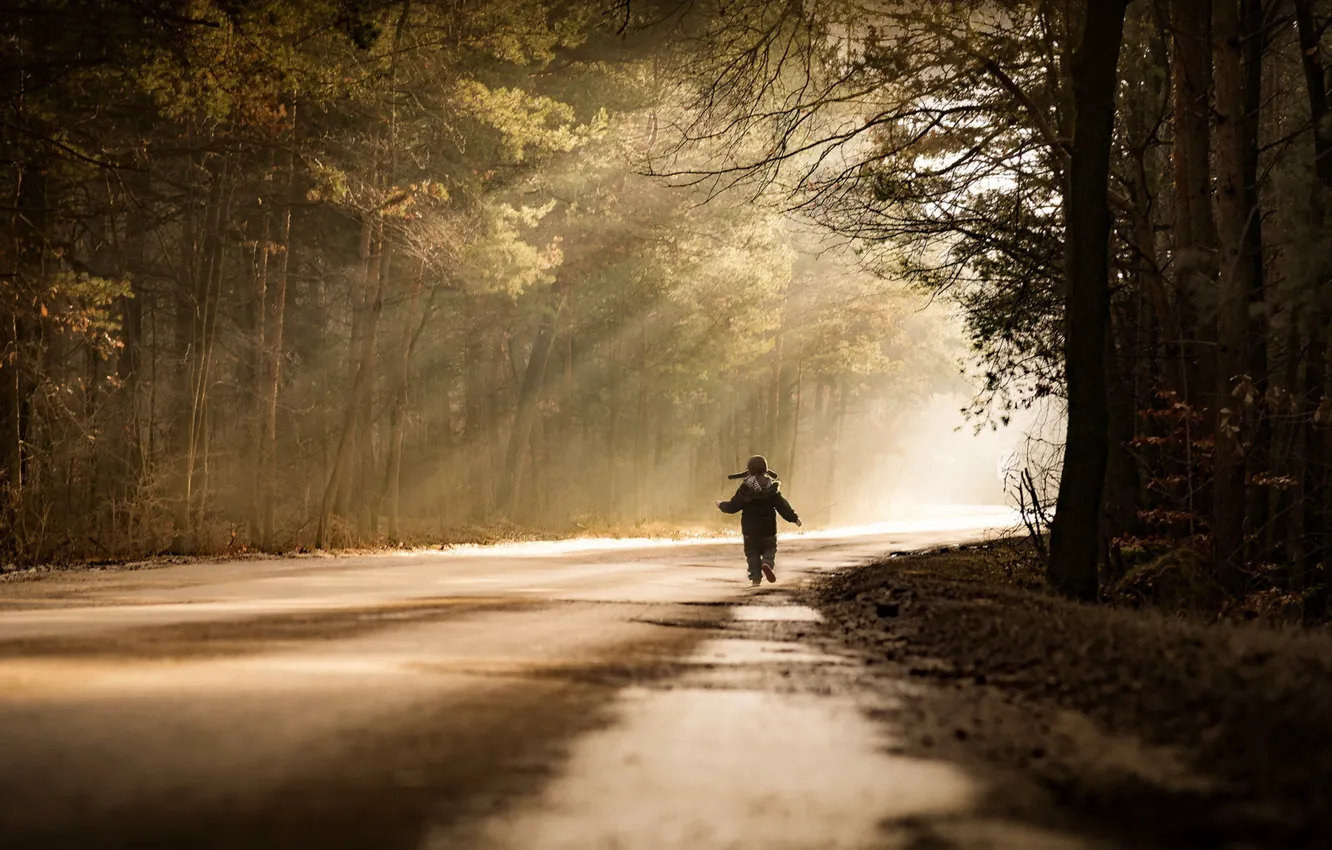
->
[[1, 512, 1103, 849]]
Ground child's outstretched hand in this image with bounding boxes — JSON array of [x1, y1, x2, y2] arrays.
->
[[795, 519, 803, 528], [714, 500, 723, 509]]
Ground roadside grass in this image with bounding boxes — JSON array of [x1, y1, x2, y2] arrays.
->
[[0, 514, 740, 581], [870, 535, 1322, 627], [882, 537, 1046, 588], [813, 543, 1332, 847]]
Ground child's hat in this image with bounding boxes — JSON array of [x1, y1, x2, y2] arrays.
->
[[727, 455, 778, 480]]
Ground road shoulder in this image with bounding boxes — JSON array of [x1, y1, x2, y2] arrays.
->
[[808, 542, 1332, 849]]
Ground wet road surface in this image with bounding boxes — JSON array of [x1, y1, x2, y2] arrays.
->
[[0, 513, 1098, 849]]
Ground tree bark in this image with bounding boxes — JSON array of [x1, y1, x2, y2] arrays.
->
[[786, 341, 804, 488], [182, 154, 231, 544], [824, 380, 847, 527], [462, 296, 491, 517], [1294, 0, 1332, 608], [768, 323, 783, 452], [247, 195, 272, 539], [1211, 0, 1253, 593], [380, 257, 425, 543], [1295, 0, 1332, 187], [1104, 305, 1142, 579], [260, 108, 296, 550], [171, 153, 219, 545], [1047, 0, 1130, 601], [498, 279, 568, 515], [633, 322, 650, 517], [360, 237, 390, 537], [1171, 0, 1218, 408], [335, 219, 374, 520], [1240, 0, 1270, 560], [3, 156, 40, 502], [317, 215, 386, 548]]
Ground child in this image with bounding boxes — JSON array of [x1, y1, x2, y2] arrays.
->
[[715, 455, 802, 587]]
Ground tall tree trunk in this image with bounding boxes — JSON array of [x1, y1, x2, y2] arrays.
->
[[260, 109, 296, 550], [171, 154, 217, 546], [1294, 0, 1332, 611], [786, 341, 805, 488], [380, 257, 425, 543], [486, 334, 504, 513], [634, 325, 650, 519], [247, 199, 272, 539], [335, 220, 373, 520], [1212, 0, 1253, 593], [1047, 0, 1130, 601], [360, 234, 390, 537], [183, 155, 231, 545], [1125, 36, 1178, 391], [824, 381, 847, 527], [607, 337, 624, 513], [359, 0, 411, 539], [1239, 0, 1267, 381], [119, 280, 145, 479], [1240, 0, 1270, 560], [498, 279, 568, 515], [1295, 0, 1332, 188], [1301, 326, 1328, 585], [768, 324, 783, 453], [462, 296, 491, 517], [1171, 0, 1218, 410], [3, 158, 39, 503], [317, 214, 386, 548], [5, 172, 47, 521], [636, 375, 652, 519], [1105, 305, 1142, 580]]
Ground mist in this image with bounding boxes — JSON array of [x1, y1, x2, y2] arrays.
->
[[0, 0, 1055, 565]]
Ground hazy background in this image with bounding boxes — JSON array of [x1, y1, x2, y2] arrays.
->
[[0, 1, 1058, 564]]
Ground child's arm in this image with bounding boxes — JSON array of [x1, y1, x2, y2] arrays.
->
[[716, 486, 747, 513], [776, 495, 802, 527]]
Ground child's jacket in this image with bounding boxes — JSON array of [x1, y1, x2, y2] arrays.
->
[[718, 474, 800, 538]]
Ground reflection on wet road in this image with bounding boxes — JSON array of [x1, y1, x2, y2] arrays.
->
[[0, 509, 1096, 849]]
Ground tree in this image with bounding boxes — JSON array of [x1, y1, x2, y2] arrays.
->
[[1045, 0, 1131, 601]]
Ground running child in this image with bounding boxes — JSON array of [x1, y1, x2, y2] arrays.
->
[[715, 455, 802, 586]]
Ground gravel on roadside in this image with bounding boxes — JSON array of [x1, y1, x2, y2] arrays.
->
[[809, 542, 1332, 849]]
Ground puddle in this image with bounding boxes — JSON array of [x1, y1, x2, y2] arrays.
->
[[0, 597, 531, 660], [444, 687, 978, 850], [731, 605, 823, 623], [688, 638, 843, 665], [924, 820, 1107, 849]]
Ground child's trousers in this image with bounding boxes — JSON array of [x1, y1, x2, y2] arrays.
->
[[743, 535, 777, 581]]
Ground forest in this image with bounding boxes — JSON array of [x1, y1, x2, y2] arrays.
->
[[4, 0, 1332, 621], [0, 0, 958, 561]]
